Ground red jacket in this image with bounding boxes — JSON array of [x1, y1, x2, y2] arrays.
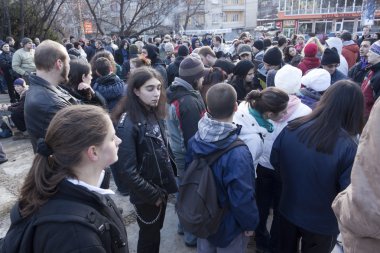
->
[[297, 57, 321, 75], [342, 44, 359, 69]]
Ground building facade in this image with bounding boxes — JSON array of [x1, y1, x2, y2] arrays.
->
[[275, 0, 380, 37], [180, 0, 258, 36]]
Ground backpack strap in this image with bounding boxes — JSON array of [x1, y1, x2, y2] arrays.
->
[[205, 138, 246, 165]]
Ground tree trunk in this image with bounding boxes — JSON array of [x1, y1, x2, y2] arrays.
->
[[19, 0, 25, 38]]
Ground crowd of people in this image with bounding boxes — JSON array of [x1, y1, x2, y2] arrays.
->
[[0, 25, 379, 253]]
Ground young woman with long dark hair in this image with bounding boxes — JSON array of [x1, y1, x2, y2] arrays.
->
[[112, 67, 177, 253], [271, 80, 364, 253], [61, 59, 107, 107]]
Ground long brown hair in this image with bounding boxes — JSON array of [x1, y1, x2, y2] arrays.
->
[[19, 105, 110, 218], [111, 67, 166, 124]]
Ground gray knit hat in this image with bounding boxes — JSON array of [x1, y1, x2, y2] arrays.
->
[[237, 44, 252, 56], [179, 56, 205, 83], [21, 37, 32, 46]]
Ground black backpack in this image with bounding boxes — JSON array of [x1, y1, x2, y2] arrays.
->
[[0, 199, 127, 253], [176, 139, 246, 238]]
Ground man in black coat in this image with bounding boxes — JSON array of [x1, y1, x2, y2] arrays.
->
[[24, 40, 77, 151]]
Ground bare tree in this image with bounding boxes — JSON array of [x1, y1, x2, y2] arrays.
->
[[83, 0, 178, 37], [182, 0, 204, 31], [83, 0, 105, 35]]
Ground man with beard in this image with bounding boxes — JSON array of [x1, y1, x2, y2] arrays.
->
[[24, 40, 77, 152]]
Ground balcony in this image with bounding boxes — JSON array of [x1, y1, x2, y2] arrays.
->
[[284, 5, 362, 15], [222, 5, 245, 11]]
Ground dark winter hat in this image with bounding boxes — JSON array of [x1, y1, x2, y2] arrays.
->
[[237, 44, 252, 56], [304, 43, 318, 57], [253, 40, 264, 51], [21, 37, 32, 46], [179, 56, 205, 83], [143, 44, 159, 60], [178, 45, 189, 57], [321, 48, 340, 65], [233, 60, 255, 77], [263, 38, 272, 49], [263, 47, 282, 66], [13, 78, 25, 86], [129, 44, 139, 55], [0, 42, 7, 50], [214, 59, 235, 75]]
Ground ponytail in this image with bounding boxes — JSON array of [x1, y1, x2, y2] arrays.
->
[[245, 87, 288, 114]]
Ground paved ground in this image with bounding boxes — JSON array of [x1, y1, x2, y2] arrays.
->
[[0, 94, 258, 252]]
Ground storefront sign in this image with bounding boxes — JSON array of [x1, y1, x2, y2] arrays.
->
[[283, 20, 296, 27], [321, 13, 360, 19]]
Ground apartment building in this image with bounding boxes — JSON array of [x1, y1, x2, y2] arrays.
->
[[181, 0, 258, 36], [276, 0, 380, 37]]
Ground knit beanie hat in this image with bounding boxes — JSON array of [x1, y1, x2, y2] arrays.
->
[[275, 65, 302, 94], [13, 78, 25, 86], [178, 45, 189, 57], [21, 37, 32, 46], [301, 68, 331, 92], [263, 47, 282, 66], [237, 44, 252, 56], [129, 44, 139, 55], [214, 59, 235, 75], [253, 40, 264, 51], [233, 60, 255, 77], [164, 43, 174, 53], [321, 48, 340, 65], [179, 56, 205, 84], [143, 44, 159, 60], [304, 43, 318, 57], [263, 38, 272, 49]]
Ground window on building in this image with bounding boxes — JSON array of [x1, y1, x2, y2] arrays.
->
[[232, 13, 239, 22], [223, 13, 227, 22]]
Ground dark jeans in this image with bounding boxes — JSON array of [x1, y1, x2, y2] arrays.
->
[[279, 215, 337, 253], [255, 164, 282, 253], [11, 112, 26, 132], [135, 200, 167, 253], [4, 73, 19, 102]]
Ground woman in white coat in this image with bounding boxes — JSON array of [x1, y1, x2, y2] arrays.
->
[[233, 87, 289, 171], [255, 65, 312, 253]]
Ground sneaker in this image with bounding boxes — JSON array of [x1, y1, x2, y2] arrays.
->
[[0, 159, 8, 164], [12, 131, 29, 140]]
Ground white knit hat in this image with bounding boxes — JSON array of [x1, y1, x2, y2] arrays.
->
[[301, 68, 331, 92], [275, 64, 302, 94]]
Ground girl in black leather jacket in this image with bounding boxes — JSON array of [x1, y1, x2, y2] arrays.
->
[[112, 67, 177, 253]]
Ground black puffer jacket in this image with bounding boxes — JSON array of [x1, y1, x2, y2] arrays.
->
[[24, 74, 78, 151], [3, 180, 129, 253], [113, 112, 178, 205]]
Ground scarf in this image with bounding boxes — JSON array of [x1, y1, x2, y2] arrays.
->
[[248, 107, 273, 133], [198, 113, 237, 142]]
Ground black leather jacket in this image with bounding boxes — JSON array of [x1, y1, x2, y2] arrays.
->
[[24, 74, 78, 151], [113, 112, 178, 205]]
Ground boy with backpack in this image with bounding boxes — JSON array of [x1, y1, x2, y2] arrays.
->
[[182, 83, 259, 252]]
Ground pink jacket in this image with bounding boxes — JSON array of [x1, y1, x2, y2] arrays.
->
[[332, 100, 380, 253]]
